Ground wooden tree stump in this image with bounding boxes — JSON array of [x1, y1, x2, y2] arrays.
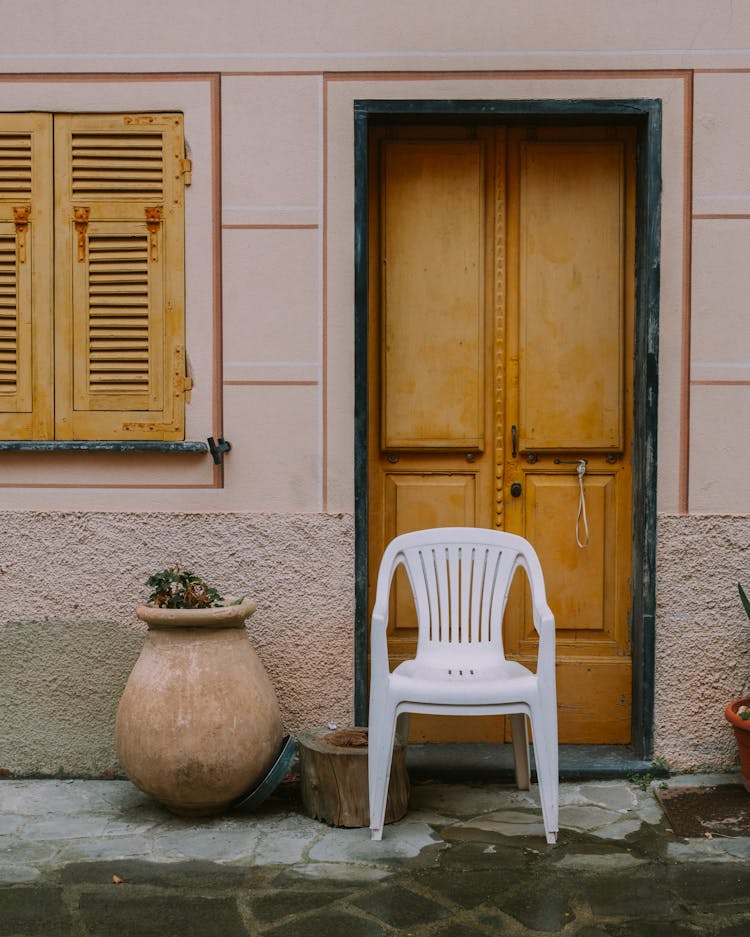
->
[[298, 727, 409, 828]]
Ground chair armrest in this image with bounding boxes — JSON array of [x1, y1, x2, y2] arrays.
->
[[533, 606, 556, 685], [370, 609, 390, 686], [369, 550, 408, 689]]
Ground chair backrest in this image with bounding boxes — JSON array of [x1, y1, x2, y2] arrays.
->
[[376, 527, 547, 664]]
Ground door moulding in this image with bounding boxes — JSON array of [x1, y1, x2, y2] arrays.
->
[[353, 98, 661, 762]]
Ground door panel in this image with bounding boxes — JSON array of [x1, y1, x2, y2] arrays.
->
[[522, 473, 615, 634], [382, 140, 486, 450], [555, 659, 631, 742], [385, 475, 476, 659], [518, 141, 625, 452], [385, 473, 477, 538], [368, 122, 635, 745]]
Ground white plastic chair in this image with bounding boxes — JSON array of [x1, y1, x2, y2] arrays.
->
[[368, 527, 558, 844]]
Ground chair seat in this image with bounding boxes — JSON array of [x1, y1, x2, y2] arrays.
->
[[391, 657, 538, 705]]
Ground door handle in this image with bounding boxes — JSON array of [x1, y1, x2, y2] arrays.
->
[[510, 482, 522, 498], [511, 425, 517, 459]]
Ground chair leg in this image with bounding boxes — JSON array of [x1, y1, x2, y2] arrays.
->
[[529, 701, 559, 845], [368, 702, 397, 841], [395, 711, 410, 745], [510, 713, 530, 790]]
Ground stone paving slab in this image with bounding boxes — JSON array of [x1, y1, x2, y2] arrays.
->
[[0, 883, 71, 937], [78, 892, 249, 937], [1, 774, 750, 935], [2, 855, 750, 936]]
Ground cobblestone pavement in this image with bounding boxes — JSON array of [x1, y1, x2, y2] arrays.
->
[[2, 773, 750, 936]]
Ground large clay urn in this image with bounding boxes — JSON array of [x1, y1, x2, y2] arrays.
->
[[115, 598, 283, 816]]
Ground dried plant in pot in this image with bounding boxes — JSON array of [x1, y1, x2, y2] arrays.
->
[[115, 566, 283, 815], [724, 582, 750, 793]]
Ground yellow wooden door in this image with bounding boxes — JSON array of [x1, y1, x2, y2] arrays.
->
[[367, 123, 635, 745]]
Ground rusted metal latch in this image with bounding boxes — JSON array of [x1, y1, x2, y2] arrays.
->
[[145, 206, 162, 261], [13, 207, 30, 263], [74, 207, 90, 262], [207, 437, 232, 465]]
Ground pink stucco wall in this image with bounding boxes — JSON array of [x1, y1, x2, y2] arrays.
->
[[655, 515, 750, 771]]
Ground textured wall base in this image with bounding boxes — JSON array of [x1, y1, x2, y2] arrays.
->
[[655, 514, 750, 772], [2, 510, 749, 776], [0, 511, 354, 777]]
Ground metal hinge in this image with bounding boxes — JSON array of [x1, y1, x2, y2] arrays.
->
[[181, 374, 193, 404], [172, 346, 191, 403], [180, 158, 192, 186]]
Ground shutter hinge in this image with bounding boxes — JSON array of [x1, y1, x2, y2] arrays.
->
[[175, 345, 192, 403], [181, 374, 193, 404], [180, 158, 192, 186]]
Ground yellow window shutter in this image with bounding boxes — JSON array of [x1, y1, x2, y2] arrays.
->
[[54, 113, 187, 440], [0, 114, 53, 439]]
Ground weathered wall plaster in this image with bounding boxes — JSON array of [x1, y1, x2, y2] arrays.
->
[[655, 514, 750, 771], [4, 510, 750, 776], [0, 512, 354, 776]]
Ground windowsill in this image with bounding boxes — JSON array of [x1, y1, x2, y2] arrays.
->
[[0, 441, 209, 454]]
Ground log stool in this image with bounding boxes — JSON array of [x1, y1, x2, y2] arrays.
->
[[297, 727, 409, 828]]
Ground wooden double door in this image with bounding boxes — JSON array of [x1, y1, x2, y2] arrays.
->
[[367, 123, 635, 744]]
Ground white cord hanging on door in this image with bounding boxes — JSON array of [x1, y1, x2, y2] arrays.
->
[[576, 459, 590, 549]]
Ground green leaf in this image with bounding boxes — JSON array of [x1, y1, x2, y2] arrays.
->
[[739, 583, 750, 623], [145, 564, 225, 609]]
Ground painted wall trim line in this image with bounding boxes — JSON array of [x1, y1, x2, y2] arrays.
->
[[223, 381, 319, 387], [679, 73, 694, 514], [222, 224, 320, 230]]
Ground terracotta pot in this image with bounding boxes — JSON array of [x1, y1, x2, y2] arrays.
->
[[724, 697, 750, 794], [115, 598, 283, 816]]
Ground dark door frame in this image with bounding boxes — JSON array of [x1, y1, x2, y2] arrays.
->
[[353, 98, 661, 761]]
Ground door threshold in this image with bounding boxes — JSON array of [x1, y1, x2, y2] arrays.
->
[[406, 743, 662, 782]]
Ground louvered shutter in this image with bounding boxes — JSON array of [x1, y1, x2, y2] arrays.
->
[[0, 115, 54, 439], [54, 114, 187, 440]]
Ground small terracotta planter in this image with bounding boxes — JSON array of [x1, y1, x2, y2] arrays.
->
[[724, 697, 750, 793], [116, 598, 283, 816]]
